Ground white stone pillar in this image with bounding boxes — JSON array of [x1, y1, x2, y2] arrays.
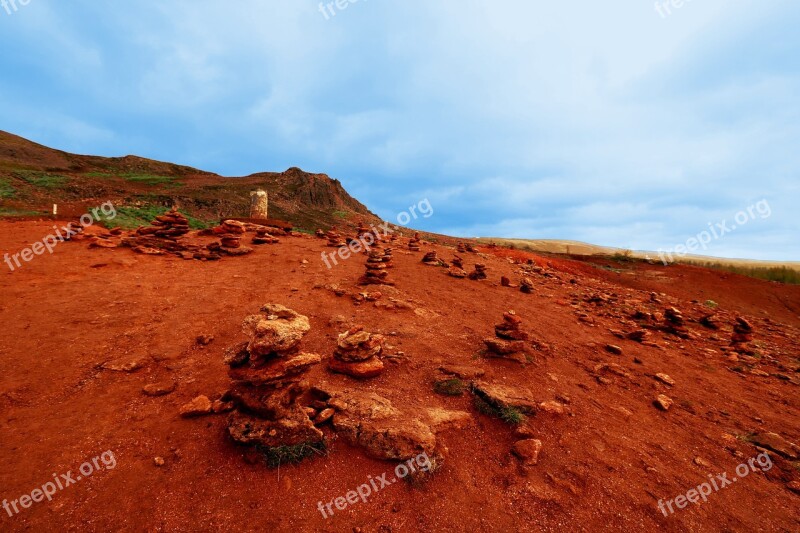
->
[[250, 189, 269, 220]]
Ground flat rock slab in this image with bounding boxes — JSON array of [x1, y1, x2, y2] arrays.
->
[[142, 381, 177, 397], [227, 407, 323, 448], [471, 381, 539, 413], [312, 384, 471, 461], [102, 356, 148, 373], [751, 432, 800, 460]]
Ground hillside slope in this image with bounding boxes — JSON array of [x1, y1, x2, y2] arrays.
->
[[0, 131, 377, 231]]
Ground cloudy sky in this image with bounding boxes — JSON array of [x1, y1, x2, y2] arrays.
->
[[1, 1, 797, 260]]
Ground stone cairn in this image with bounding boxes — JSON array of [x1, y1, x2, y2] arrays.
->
[[355, 220, 375, 247], [484, 311, 529, 358], [315, 229, 326, 239], [520, 277, 534, 293], [137, 208, 190, 240], [408, 233, 421, 252], [468, 263, 488, 280], [382, 247, 394, 268], [123, 209, 222, 260], [328, 326, 386, 379], [224, 304, 324, 452], [327, 228, 346, 248], [663, 307, 690, 338], [358, 249, 394, 286], [208, 220, 253, 256], [457, 242, 477, 253], [422, 250, 440, 266], [448, 255, 467, 277], [731, 317, 754, 353], [252, 227, 279, 245]]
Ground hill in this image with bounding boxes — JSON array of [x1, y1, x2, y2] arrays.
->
[[0, 130, 378, 231]]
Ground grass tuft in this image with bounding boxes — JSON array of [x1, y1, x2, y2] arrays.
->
[[472, 396, 527, 426], [433, 378, 465, 396], [256, 440, 326, 468]]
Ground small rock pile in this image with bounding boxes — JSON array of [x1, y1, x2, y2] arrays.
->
[[457, 243, 467, 253], [358, 249, 394, 286], [327, 228, 346, 248], [224, 304, 324, 453], [355, 220, 377, 244], [422, 251, 440, 266], [408, 233, 421, 251], [252, 227, 279, 245], [315, 228, 326, 239], [452, 255, 464, 269], [663, 307, 690, 338], [468, 263, 488, 280], [328, 326, 386, 379], [136, 209, 191, 240], [520, 277, 534, 293], [731, 317, 754, 353], [484, 311, 528, 360], [123, 210, 220, 260], [381, 247, 394, 268]]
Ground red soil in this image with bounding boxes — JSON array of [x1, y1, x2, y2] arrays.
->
[[0, 220, 798, 532]]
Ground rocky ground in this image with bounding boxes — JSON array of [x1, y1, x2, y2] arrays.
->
[[0, 218, 798, 532]]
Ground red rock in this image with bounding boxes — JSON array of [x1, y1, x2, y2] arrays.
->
[[328, 357, 385, 379], [654, 394, 673, 411], [512, 439, 542, 466], [180, 395, 213, 417]]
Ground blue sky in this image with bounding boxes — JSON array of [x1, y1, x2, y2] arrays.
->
[[1, 1, 798, 260]]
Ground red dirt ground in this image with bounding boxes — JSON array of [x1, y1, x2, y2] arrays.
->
[[0, 220, 798, 532]]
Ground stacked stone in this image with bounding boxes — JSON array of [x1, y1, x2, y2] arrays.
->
[[136, 209, 190, 240], [327, 228, 346, 248], [457, 243, 467, 253], [315, 229, 326, 239], [731, 317, 754, 351], [520, 277, 534, 293], [408, 233, 421, 251], [381, 248, 394, 268], [448, 265, 467, 278], [663, 307, 690, 338], [224, 304, 324, 452], [328, 326, 386, 379], [422, 251, 439, 266], [468, 263, 488, 280], [465, 243, 477, 253], [252, 228, 279, 245], [452, 255, 464, 269], [484, 311, 528, 358], [358, 249, 394, 286], [356, 220, 373, 243]]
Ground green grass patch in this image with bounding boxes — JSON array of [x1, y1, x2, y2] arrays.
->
[[332, 210, 349, 219], [85, 172, 181, 187], [433, 378, 465, 396], [705, 300, 719, 308], [0, 207, 44, 217], [13, 170, 70, 188], [256, 440, 326, 468], [0, 178, 16, 199], [101, 205, 213, 230], [472, 396, 527, 426]]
